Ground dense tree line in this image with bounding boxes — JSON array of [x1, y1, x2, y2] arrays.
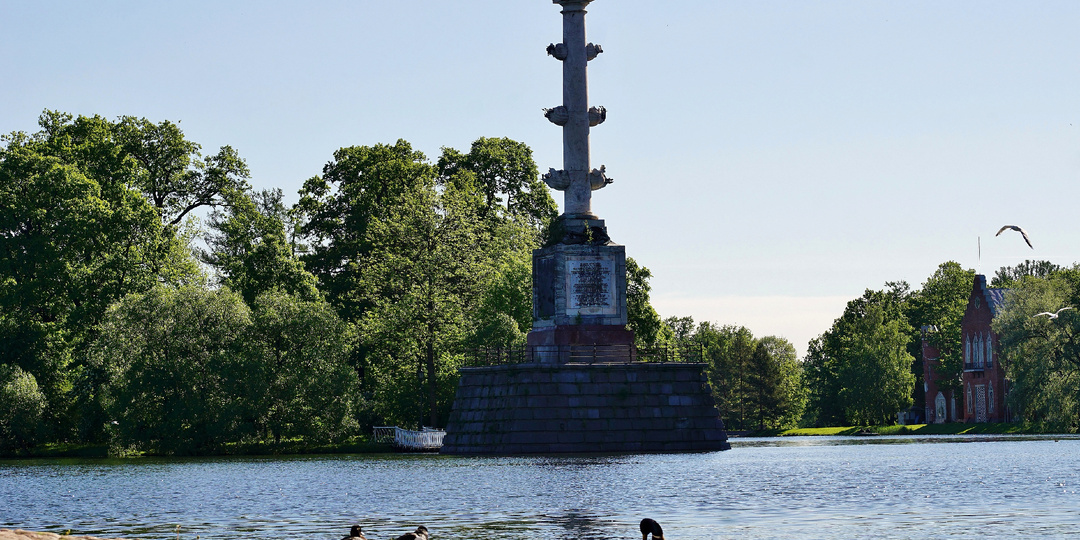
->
[[804, 259, 1080, 431], [1, 110, 805, 452], [8, 111, 1074, 454], [1, 111, 248, 452], [0, 112, 556, 454], [659, 317, 806, 431]]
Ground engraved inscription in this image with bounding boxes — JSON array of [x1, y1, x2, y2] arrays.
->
[[571, 262, 610, 307], [566, 259, 616, 315]]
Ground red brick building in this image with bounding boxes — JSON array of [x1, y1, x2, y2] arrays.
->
[[923, 274, 1011, 423], [960, 275, 1010, 422]]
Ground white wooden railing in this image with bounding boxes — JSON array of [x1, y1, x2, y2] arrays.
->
[[373, 426, 445, 451]]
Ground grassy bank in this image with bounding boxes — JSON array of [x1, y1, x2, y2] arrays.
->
[[745, 423, 1046, 437]]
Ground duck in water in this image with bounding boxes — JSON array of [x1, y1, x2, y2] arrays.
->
[[395, 525, 429, 540], [341, 525, 366, 540], [640, 518, 664, 540]]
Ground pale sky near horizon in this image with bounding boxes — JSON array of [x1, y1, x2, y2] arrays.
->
[[3, 1, 1079, 357]]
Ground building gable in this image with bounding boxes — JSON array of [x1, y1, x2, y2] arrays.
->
[[960, 274, 1011, 423]]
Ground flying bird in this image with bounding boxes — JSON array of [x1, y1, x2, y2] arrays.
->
[[1034, 307, 1073, 319], [996, 225, 1033, 249]]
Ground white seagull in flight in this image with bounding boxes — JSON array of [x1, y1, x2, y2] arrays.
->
[[996, 225, 1033, 249], [1034, 307, 1073, 319]]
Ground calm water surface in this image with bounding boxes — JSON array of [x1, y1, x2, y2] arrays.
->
[[3, 435, 1079, 539]]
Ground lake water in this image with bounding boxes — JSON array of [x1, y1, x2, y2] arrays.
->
[[3, 435, 1080, 539]]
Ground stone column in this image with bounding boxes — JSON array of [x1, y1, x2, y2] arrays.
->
[[560, 0, 593, 218], [544, 0, 608, 223]]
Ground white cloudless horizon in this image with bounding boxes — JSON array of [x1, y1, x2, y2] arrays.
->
[[3, 1, 1078, 358]]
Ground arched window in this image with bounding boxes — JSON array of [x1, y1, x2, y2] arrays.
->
[[935, 392, 947, 423], [966, 384, 973, 416], [965, 335, 971, 365], [986, 333, 993, 369], [982, 333, 988, 367], [989, 381, 995, 414], [975, 334, 983, 367]]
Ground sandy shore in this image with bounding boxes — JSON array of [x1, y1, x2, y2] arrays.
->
[[0, 530, 136, 540]]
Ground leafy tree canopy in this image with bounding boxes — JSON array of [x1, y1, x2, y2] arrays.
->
[[436, 137, 557, 230], [665, 320, 804, 431], [993, 267, 1080, 431], [113, 115, 251, 227], [293, 140, 435, 322], [905, 261, 976, 394], [992, 259, 1064, 288], [0, 112, 215, 429], [626, 257, 664, 347], [360, 173, 495, 427], [805, 284, 915, 426], [89, 284, 359, 454], [0, 363, 47, 453], [89, 285, 254, 454], [204, 188, 319, 305]]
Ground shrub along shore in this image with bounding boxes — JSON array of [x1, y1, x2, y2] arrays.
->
[[3, 437, 392, 459], [5, 423, 1065, 459]]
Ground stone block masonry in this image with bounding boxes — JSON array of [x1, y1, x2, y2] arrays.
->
[[441, 362, 730, 454]]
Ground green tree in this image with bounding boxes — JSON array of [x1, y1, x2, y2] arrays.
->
[[991, 259, 1064, 288], [0, 364, 47, 454], [249, 291, 360, 443], [835, 303, 916, 425], [805, 284, 914, 426], [203, 188, 319, 305], [665, 316, 697, 343], [747, 336, 805, 430], [658, 316, 806, 429], [360, 176, 491, 428], [1, 111, 243, 442], [684, 321, 756, 430], [294, 140, 434, 324], [436, 137, 557, 229], [626, 257, 665, 347], [747, 340, 781, 430], [90, 285, 254, 454], [469, 245, 532, 348], [774, 342, 809, 429], [1, 116, 168, 434], [993, 269, 1080, 431], [114, 116, 250, 227], [296, 138, 547, 427]]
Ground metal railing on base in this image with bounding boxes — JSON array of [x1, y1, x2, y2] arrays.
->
[[463, 343, 703, 367]]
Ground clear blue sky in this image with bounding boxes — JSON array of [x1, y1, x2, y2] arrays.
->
[[4, 1, 1079, 356]]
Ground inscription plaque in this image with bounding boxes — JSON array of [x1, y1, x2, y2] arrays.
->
[[566, 258, 616, 315]]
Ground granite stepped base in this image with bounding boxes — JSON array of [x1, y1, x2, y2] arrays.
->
[[441, 362, 730, 454]]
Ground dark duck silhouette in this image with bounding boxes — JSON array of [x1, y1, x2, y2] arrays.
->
[[640, 518, 665, 540], [341, 525, 366, 540], [394, 525, 429, 540]]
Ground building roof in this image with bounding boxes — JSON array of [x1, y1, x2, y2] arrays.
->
[[975, 274, 1009, 316]]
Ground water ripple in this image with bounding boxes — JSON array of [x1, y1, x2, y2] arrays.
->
[[2, 437, 1079, 539]]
